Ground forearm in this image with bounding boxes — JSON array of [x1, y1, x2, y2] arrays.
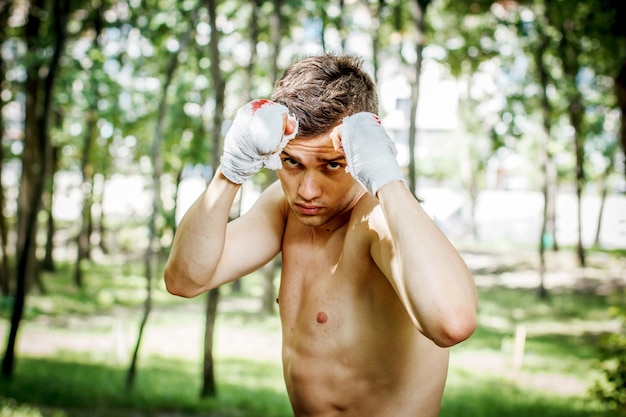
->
[[376, 181, 478, 347], [164, 167, 240, 297]]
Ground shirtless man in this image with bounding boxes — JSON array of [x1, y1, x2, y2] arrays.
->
[[164, 53, 478, 417]]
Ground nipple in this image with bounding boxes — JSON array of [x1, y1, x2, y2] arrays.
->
[[317, 311, 328, 324]]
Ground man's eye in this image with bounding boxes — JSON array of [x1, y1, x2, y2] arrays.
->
[[327, 161, 343, 171], [282, 158, 299, 167]]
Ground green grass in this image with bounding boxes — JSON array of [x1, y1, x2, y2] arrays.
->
[[0, 253, 622, 417], [441, 375, 609, 417], [0, 355, 611, 417], [1, 356, 291, 417]]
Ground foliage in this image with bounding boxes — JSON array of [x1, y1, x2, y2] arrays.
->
[[591, 302, 626, 414], [0, 398, 65, 417]]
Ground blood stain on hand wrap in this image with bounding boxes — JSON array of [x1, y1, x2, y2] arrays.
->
[[250, 99, 272, 112], [220, 99, 298, 184]]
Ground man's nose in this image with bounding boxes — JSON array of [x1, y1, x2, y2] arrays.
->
[[298, 170, 322, 200]]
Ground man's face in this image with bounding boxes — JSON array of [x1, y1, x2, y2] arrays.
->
[[277, 133, 365, 228]]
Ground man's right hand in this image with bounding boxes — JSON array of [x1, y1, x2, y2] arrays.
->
[[330, 112, 404, 196], [220, 99, 298, 184]]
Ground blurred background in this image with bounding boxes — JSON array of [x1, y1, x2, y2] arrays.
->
[[0, 0, 625, 416]]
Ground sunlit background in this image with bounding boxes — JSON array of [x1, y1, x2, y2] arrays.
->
[[1, 0, 625, 416]]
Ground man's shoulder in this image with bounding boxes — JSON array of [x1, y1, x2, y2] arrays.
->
[[258, 180, 287, 205], [348, 193, 394, 245], [351, 192, 383, 220], [246, 180, 289, 220]]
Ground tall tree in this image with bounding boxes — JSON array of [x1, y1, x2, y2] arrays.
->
[[3, 0, 71, 377], [617, 62, 626, 182], [549, 0, 587, 266], [127, 2, 200, 388], [259, 0, 287, 316], [244, 0, 260, 103], [361, 0, 387, 84], [533, 5, 558, 299], [0, 1, 13, 295], [74, 2, 105, 288], [541, 0, 625, 266], [607, 0, 626, 181], [445, 0, 625, 281], [406, 0, 431, 197], [41, 145, 58, 273], [201, 0, 225, 398]]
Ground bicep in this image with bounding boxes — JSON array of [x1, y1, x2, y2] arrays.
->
[[368, 206, 395, 282], [211, 182, 286, 286]]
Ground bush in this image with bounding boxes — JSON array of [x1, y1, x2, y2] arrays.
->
[[591, 305, 626, 415], [0, 398, 65, 417]]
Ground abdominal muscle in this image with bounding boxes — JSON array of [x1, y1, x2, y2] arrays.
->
[[278, 217, 449, 417]]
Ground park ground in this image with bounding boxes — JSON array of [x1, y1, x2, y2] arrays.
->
[[0, 243, 624, 417]]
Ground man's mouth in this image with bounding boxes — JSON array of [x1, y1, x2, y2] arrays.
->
[[295, 203, 323, 216]]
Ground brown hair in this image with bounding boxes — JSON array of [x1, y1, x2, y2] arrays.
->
[[271, 53, 378, 138]]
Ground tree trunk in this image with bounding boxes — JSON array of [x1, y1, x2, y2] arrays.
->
[[269, 0, 283, 85], [201, 0, 225, 398], [74, 83, 98, 289], [3, 0, 69, 376], [201, 288, 220, 397], [570, 98, 585, 267], [244, 0, 259, 103], [260, 258, 278, 315], [94, 174, 109, 255], [36, 0, 69, 290], [466, 142, 479, 241], [368, 0, 383, 85], [616, 61, 626, 183], [593, 155, 614, 247], [42, 145, 59, 273], [230, 0, 261, 295], [127, 5, 196, 388], [320, 5, 328, 51], [336, 0, 347, 51], [0, 143, 8, 295], [593, 179, 608, 247], [257, 0, 286, 316], [8, 4, 44, 374], [554, 11, 586, 267], [406, 0, 428, 198], [2, 174, 40, 377], [0, 3, 10, 295], [75, 3, 106, 286], [534, 16, 555, 300]]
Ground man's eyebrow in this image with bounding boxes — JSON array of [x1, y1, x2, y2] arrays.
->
[[319, 155, 346, 163], [281, 150, 297, 160], [280, 151, 346, 163]]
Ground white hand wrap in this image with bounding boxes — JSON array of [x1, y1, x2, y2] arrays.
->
[[220, 99, 298, 184], [340, 112, 404, 195]]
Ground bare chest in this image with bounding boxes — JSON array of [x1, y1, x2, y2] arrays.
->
[[279, 225, 355, 317], [276, 216, 394, 348], [278, 218, 365, 324]]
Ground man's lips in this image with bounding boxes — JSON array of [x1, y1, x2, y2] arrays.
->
[[294, 203, 324, 216]]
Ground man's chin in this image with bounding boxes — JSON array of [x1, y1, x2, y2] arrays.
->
[[294, 213, 327, 228]]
